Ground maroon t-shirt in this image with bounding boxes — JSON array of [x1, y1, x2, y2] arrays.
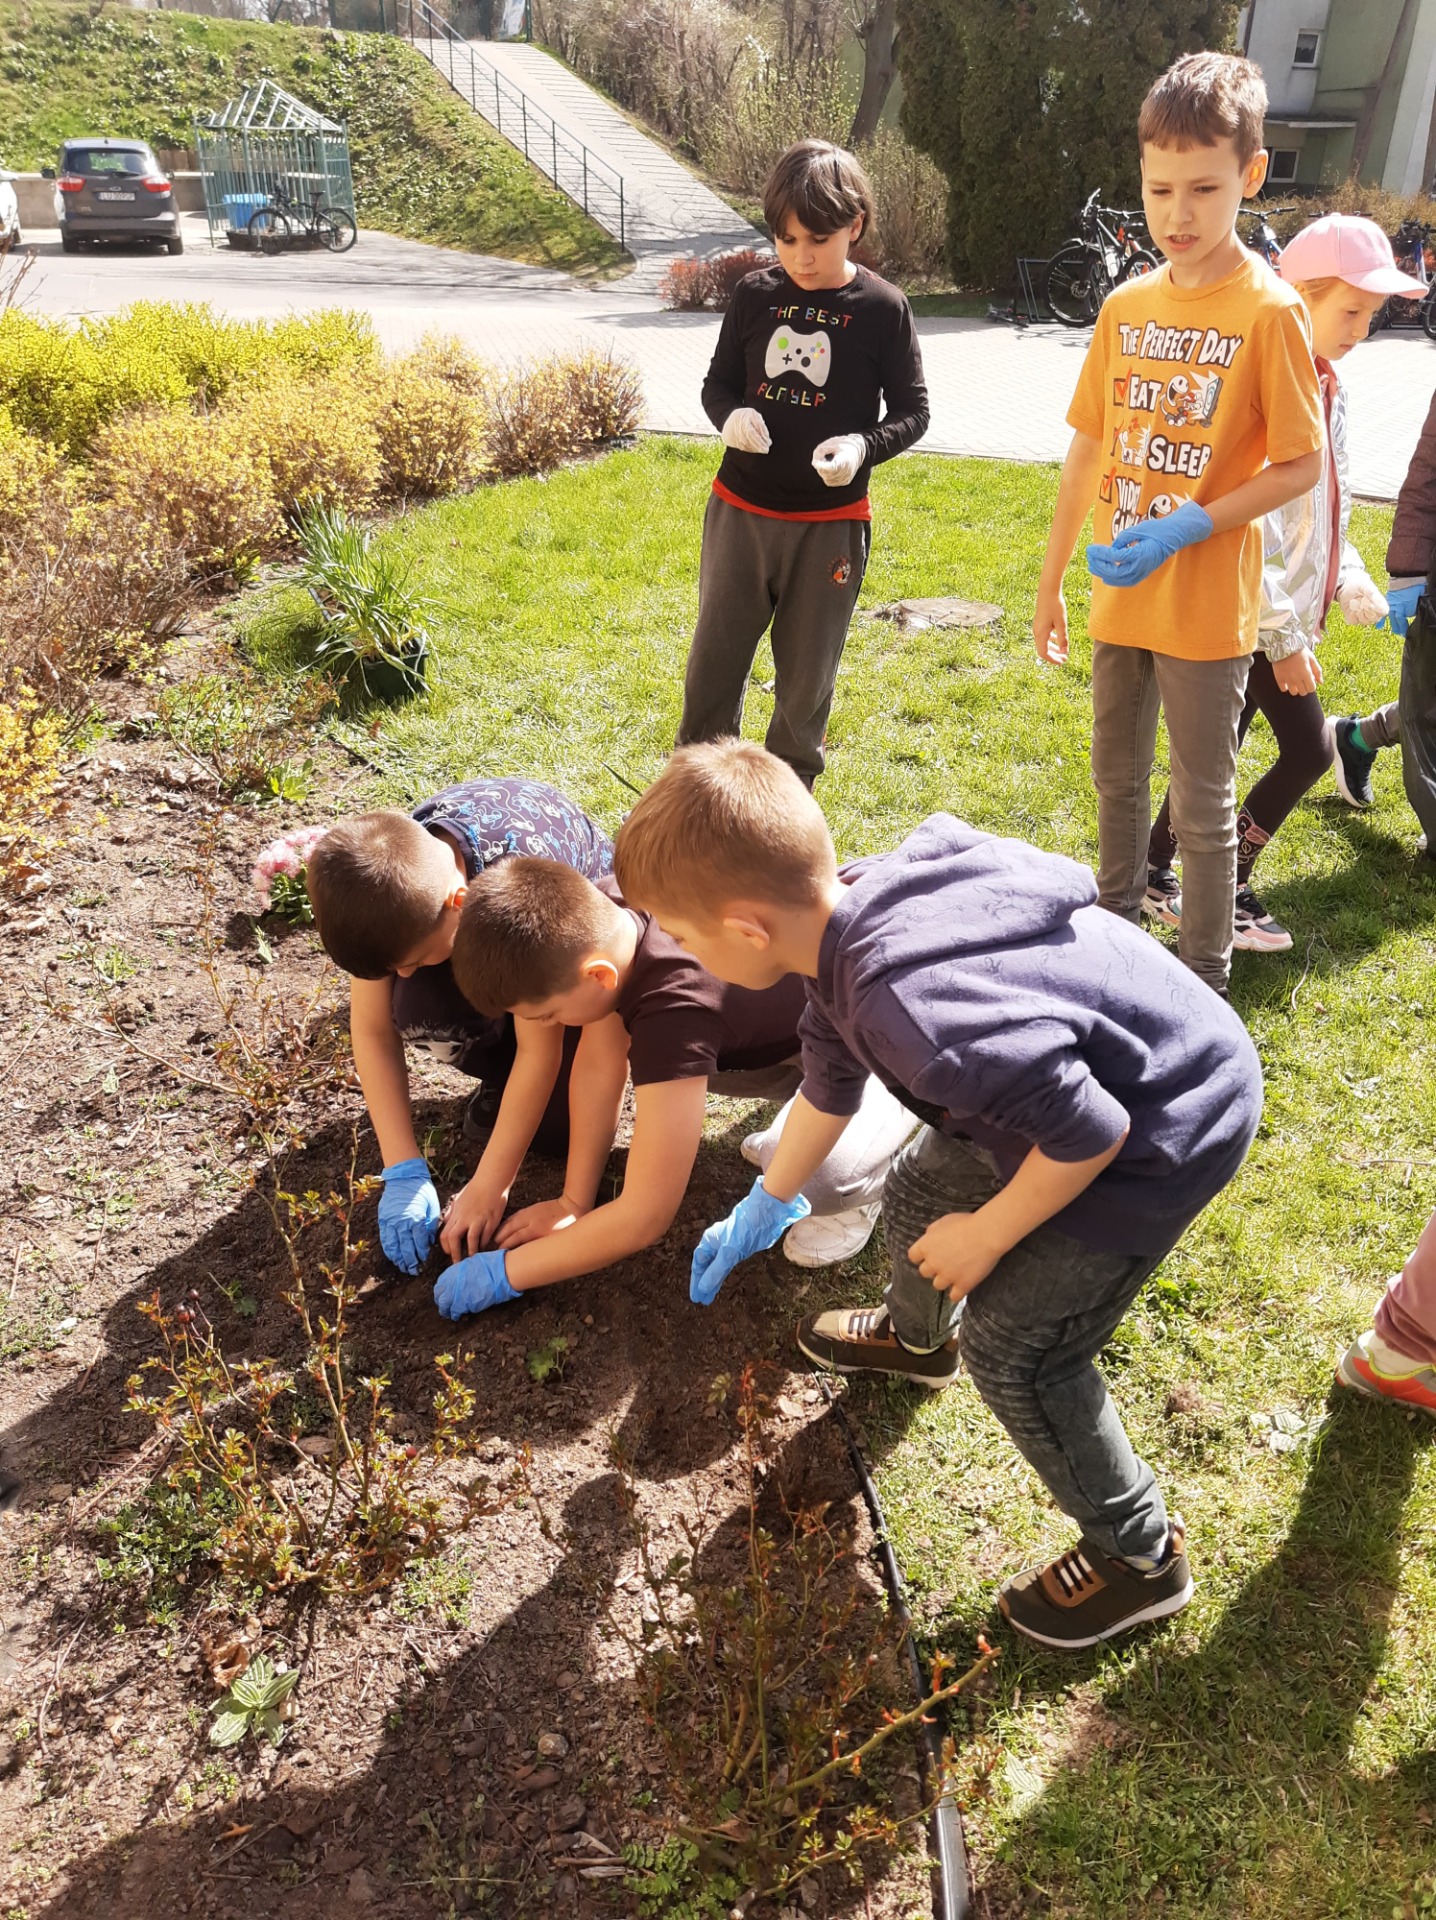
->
[[599, 876, 806, 1085]]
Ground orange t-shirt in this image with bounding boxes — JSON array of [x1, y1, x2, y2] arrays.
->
[[1067, 253, 1324, 661]]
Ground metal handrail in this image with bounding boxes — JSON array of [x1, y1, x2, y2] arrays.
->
[[395, 0, 625, 249]]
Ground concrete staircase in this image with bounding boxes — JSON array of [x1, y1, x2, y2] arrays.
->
[[399, 6, 762, 287]]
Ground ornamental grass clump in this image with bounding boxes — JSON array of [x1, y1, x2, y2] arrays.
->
[[294, 502, 433, 701]]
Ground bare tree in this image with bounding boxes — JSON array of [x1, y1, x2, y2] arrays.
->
[[1351, 0, 1419, 179], [848, 0, 898, 145]]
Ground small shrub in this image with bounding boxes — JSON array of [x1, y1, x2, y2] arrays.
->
[[93, 301, 266, 406], [6, 501, 194, 687], [660, 246, 774, 312], [90, 406, 282, 587], [859, 126, 949, 282], [370, 358, 490, 500], [0, 408, 64, 555], [0, 683, 64, 896], [403, 331, 490, 398], [295, 503, 433, 700], [485, 358, 582, 478], [95, 1475, 235, 1624], [558, 350, 644, 440], [263, 308, 379, 379], [154, 658, 335, 802], [612, 1365, 997, 1894], [126, 1158, 530, 1600], [0, 309, 189, 459], [223, 370, 382, 520]]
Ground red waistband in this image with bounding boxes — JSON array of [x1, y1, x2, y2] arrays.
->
[[711, 478, 872, 522]]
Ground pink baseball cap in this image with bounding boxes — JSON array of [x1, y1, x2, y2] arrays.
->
[[1278, 212, 1427, 295]]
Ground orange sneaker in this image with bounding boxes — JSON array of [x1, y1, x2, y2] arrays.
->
[[1336, 1331, 1436, 1417]]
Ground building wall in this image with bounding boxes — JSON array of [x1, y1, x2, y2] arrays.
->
[[1241, 0, 1436, 190]]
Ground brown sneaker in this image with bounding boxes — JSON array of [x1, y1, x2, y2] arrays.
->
[[796, 1305, 959, 1389], [998, 1517, 1193, 1651]]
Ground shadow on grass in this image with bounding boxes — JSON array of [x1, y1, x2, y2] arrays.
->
[[969, 1393, 1434, 1916]]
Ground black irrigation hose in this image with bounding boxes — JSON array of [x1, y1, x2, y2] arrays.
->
[[814, 1373, 970, 1920]]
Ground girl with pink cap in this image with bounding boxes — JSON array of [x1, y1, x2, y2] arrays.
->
[[1144, 212, 1425, 952]]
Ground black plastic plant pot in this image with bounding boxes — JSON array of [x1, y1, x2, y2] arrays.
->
[[356, 642, 428, 705]]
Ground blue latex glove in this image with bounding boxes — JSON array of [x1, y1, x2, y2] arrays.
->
[[378, 1157, 441, 1274], [434, 1249, 521, 1320], [689, 1176, 812, 1306], [1087, 501, 1214, 588], [1380, 581, 1424, 636]]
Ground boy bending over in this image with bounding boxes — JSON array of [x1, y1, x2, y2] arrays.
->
[[428, 860, 915, 1316], [613, 742, 1264, 1651], [307, 778, 612, 1274]]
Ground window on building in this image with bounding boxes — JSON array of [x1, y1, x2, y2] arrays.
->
[[1293, 29, 1321, 65], [1267, 147, 1300, 183]]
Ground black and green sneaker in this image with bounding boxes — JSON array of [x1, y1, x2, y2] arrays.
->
[[998, 1517, 1193, 1650], [796, 1305, 959, 1389]]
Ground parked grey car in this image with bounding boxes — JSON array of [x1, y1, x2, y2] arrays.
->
[[43, 138, 181, 254]]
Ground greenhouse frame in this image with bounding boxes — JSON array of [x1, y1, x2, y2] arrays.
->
[[194, 80, 354, 247]]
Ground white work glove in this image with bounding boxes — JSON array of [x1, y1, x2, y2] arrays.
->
[[812, 433, 867, 487], [1336, 573, 1388, 627], [721, 408, 771, 454]]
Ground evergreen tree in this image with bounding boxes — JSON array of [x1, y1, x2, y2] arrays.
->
[[898, 0, 1239, 289]]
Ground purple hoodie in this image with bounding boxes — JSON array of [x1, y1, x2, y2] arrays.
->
[[798, 816, 1263, 1254]]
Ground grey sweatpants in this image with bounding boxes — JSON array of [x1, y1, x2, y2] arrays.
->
[[676, 493, 870, 786], [882, 1128, 1172, 1564], [710, 1061, 914, 1215], [1091, 641, 1252, 994]]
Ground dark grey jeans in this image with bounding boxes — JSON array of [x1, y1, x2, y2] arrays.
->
[[676, 493, 870, 786], [882, 1127, 1172, 1564]]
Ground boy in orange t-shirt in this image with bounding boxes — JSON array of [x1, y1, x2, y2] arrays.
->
[[1033, 52, 1324, 996]]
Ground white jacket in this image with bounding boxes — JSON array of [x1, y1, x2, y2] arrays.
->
[[1259, 365, 1375, 660]]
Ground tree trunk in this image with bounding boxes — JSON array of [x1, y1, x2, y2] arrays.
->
[[849, 0, 900, 146], [1351, 0, 1420, 179]]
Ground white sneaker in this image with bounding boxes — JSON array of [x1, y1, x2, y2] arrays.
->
[[782, 1202, 881, 1269], [1420, 833, 1429, 854], [740, 1132, 764, 1169]]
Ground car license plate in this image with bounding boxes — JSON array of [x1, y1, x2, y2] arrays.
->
[[98, 190, 135, 201]]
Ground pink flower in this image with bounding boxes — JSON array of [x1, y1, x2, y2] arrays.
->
[[250, 825, 330, 905]]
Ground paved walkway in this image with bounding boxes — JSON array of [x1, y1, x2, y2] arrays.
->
[[20, 219, 1436, 499], [411, 36, 761, 287]]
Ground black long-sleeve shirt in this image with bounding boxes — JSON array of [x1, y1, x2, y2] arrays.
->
[[701, 264, 929, 515]]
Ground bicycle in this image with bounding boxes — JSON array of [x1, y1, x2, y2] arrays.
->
[[1043, 190, 1159, 326], [1240, 204, 1293, 268], [1370, 218, 1436, 337], [247, 182, 358, 256]]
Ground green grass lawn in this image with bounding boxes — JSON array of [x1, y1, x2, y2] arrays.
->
[[246, 437, 1436, 1917], [0, 0, 622, 271]]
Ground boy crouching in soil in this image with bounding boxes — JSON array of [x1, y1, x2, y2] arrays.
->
[[612, 741, 1264, 1651], [306, 777, 612, 1274], [424, 860, 917, 1318]]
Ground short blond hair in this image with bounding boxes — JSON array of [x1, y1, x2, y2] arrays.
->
[[1138, 52, 1267, 167], [614, 741, 837, 919]]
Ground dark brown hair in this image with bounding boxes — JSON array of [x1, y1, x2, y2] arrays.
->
[[763, 140, 875, 242], [614, 740, 836, 920], [451, 859, 621, 1015], [1138, 52, 1268, 167], [307, 811, 449, 979]]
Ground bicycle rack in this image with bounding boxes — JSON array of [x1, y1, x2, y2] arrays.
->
[[393, 0, 626, 251]]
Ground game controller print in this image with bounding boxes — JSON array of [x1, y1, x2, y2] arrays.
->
[[764, 327, 831, 386]]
